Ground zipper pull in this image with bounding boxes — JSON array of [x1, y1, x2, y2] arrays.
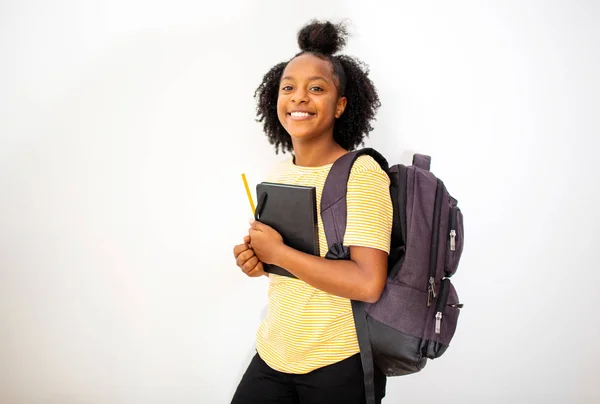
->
[[427, 277, 436, 306], [450, 230, 456, 251], [435, 312, 442, 334]]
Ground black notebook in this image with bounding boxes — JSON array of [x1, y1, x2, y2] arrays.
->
[[255, 182, 319, 278]]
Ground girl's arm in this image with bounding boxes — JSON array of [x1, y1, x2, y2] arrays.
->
[[275, 242, 387, 303], [248, 220, 387, 303]]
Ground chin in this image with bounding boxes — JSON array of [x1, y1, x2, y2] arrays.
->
[[288, 131, 316, 142]]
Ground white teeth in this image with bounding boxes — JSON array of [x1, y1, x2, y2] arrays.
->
[[290, 112, 312, 117]]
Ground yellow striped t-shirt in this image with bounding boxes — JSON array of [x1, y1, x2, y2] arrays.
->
[[255, 154, 393, 374]]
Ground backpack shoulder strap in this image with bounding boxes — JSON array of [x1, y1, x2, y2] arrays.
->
[[320, 148, 389, 257], [321, 147, 388, 404]]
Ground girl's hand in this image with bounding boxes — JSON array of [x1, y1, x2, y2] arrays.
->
[[248, 219, 284, 265], [233, 235, 266, 277]]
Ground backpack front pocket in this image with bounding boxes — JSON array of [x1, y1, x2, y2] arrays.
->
[[425, 278, 462, 359]]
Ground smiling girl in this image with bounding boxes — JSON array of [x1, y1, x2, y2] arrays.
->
[[231, 20, 392, 404]]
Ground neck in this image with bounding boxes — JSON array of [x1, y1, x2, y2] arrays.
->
[[292, 135, 347, 167]]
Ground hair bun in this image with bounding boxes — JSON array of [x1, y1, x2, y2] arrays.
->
[[297, 20, 348, 55]]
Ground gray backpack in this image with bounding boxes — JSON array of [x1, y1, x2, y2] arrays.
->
[[321, 148, 464, 404]]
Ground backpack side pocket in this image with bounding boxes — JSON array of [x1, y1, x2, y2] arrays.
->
[[445, 205, 464, 277]]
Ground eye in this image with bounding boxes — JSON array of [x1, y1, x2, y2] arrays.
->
[[310, 86, 324, 92], [281, 85, 293, 91]]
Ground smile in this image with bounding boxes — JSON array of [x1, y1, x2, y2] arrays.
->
[[288, 111, 316, 121]]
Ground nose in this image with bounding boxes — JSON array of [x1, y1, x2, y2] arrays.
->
[[291, 88, 308, 104]]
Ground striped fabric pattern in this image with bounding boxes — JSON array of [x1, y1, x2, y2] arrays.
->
[[255, 154, 393, 374]]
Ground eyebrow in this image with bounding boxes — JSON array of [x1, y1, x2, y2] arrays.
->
[[281, 75, 330, 83]]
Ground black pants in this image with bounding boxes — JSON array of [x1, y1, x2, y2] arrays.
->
[[231, 352, 386, 404]]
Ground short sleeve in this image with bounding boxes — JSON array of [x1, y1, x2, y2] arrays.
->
[[343, 156, 393, 253]]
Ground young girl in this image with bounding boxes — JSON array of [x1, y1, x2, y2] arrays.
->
[[231, 20, 392, 404]]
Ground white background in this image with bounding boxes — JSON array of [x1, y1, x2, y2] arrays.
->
[[1, 1, 599, 403]]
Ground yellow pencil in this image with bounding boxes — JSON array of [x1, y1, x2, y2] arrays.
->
[[241, 173, 256, 216]]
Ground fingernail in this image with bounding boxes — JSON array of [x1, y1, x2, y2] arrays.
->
[[249, 218, 255, 224]]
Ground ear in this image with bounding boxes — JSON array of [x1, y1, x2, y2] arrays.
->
[[335, 97, 347, 119]]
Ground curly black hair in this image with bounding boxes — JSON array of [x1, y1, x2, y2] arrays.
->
[[254, 20, 381, 154]]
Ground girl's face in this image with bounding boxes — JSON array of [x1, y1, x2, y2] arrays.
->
[[277, 53, 347, 145]]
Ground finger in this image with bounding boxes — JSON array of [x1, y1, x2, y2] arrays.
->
[[246, 261, 265, 277], [234, 242, 250, 257], [243, 235, 251, 245], [233, 243, 249, 258], [249, 219, 265, 231], [236, 249, 256, 268], [236, 248, 255, 267], [246, 268, 263, 277], [242, 256, 259, 274], [255, 261, 265, 274]]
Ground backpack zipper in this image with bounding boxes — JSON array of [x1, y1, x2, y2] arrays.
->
[[435, 312, 442, 334], [434, 278, 450, 334], [427, 179, 444, 306], [449, 207, 458, 251], [427, 277, 436, 307]]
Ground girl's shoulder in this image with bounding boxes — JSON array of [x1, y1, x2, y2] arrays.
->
[[349, 154, 388, 179]]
